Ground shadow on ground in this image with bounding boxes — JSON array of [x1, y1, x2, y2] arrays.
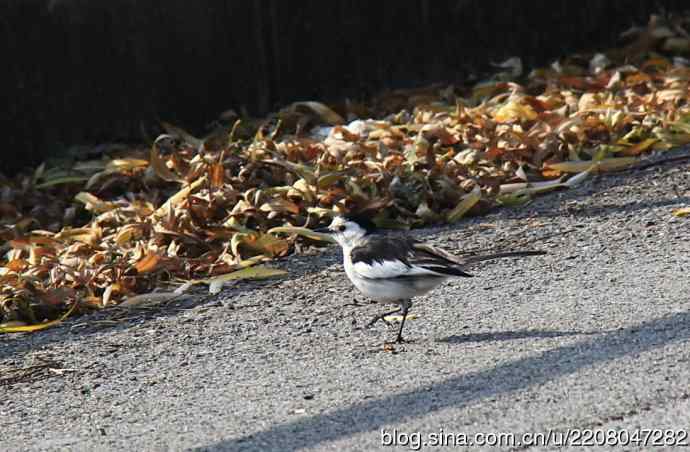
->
[[198, 309, 690, 451], [439, 328, 598, 344]]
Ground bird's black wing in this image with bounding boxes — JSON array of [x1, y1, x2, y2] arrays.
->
[[350, 236, 472, 278], [409, 242, 473, 277], [350, 236, 415, 266]]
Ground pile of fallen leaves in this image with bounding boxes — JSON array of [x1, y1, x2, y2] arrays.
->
[[2, 14, 690, 330]]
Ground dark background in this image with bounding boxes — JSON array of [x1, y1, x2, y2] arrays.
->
[[2, 0, 687, 172]]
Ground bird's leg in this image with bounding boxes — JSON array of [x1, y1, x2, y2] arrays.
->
[[394, 301, 412, 343], [367, 308, 401, 328]]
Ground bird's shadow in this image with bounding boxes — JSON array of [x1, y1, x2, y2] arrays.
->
[[439, 329, 598, 344]]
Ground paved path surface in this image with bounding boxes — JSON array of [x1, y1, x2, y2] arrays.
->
[[2, 154, 690, 451]]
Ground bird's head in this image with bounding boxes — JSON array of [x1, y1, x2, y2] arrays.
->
[[316, 214, 376, 248]]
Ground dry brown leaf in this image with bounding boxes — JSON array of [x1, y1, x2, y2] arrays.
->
[[74, 192, 117, 213], [209, 162, 225, 188], [5, 259, 27, 272], [134, 253, 161, 274], [285, 101, 345, 125]]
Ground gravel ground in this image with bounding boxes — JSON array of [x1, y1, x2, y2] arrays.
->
[[2, 152, 689, 452]]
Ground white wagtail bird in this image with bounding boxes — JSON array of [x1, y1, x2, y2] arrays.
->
[[316, 214, 545, 343]]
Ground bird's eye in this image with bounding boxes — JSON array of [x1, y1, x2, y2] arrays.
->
[[337, 225, 346, 232]]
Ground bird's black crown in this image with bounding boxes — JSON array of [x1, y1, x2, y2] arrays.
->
[[343, 214, 377, 234]]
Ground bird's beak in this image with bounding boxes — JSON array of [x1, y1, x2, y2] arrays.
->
[[313, 227, 331, 234]]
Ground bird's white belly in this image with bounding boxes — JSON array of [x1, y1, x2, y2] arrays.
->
[[343, 255, 447, 303]]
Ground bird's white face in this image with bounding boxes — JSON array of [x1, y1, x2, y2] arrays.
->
[[326, 217, 368, 248]]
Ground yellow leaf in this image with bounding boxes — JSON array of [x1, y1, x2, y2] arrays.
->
[[231, 233, 290, 258], [56, 226, 102, 245], [672, 207, 690, 218], [494, 99, 538, 123], [0, 302, 77, 334], [545, 157, 638, 173], [0, 320, 28, 329], [268, 226, 336, 242], [74, 192, 117, 213], [499, 178, 565, 195], [384, 314, 418, 322], [259, 199, 301, 215], [446, 186, 481, 223], [620, 138, 658, 156], [114, 224, 143, 246], [154, 175, 207, 217], [106, 158, 149, 173]]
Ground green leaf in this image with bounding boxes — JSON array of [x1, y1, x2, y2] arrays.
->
[[496, 192, 532, 206], [35, 176, 89, 189]]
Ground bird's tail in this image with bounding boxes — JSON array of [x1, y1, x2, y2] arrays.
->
[[461, 250, 546, 265]]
